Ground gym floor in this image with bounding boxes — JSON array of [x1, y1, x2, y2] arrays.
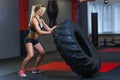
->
[[0, 47, 120, 80]]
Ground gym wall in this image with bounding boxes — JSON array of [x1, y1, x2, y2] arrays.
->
[[29, 0, 72, 52], [0, 0, 20, 59]]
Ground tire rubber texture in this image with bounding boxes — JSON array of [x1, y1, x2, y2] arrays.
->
[[52, 19, 101, 78]]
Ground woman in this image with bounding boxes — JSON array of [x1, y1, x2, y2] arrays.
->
[[18, 4, 57, 77]]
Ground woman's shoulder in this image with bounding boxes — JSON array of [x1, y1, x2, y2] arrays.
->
[[32, 16, 37, 20], [31, 17, 38, 23]]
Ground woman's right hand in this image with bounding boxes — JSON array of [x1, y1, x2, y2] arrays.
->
[[49, 30, 52, 34]]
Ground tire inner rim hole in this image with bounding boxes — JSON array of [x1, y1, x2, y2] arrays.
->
[[74, 31, 92, 57]]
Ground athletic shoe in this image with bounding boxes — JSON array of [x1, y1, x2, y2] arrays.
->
[[18, 70, 27, 78], [32, 69, 42, 74]]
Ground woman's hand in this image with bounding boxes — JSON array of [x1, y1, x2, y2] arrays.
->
[[51, 25, 57, 30], [48, 30, 52, 34], [50, 25, 57, 33]]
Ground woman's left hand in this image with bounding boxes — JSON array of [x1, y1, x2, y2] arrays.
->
[[52, 25, 57, 30]]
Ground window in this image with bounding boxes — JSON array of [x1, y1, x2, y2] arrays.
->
[[88, 2, 120, 34]]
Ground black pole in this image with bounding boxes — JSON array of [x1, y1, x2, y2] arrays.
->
[[47, 0, 59, 28], [20, 30, 29, 57]]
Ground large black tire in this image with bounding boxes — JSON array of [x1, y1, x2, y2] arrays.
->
[[52, 19, 101, 78]]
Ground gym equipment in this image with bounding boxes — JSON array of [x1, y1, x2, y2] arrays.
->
[[91, 13, 98, 47], [47, 0, 58, 28], [53, 19, 101, 78]]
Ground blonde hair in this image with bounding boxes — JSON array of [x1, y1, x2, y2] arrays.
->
[[29, 4, 46, 25]]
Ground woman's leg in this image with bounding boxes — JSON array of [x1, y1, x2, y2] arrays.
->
[[21, 43, 34, 71], [33, 43, 45, 70]]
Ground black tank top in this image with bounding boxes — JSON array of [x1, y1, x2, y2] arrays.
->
[[30, 16, 44, 32]]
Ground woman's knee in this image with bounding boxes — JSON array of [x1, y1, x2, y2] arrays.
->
[[39, 50, 45, 57], [27, 54, 34, 59]]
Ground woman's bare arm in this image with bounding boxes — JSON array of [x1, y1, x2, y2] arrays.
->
[[41, 19, 57, 31]]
